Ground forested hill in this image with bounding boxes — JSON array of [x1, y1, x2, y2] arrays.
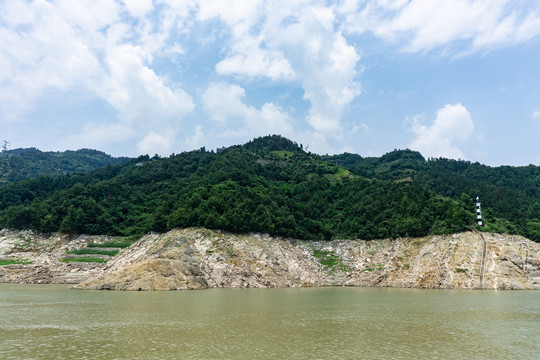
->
[[0, 148, 129, 184], [324, 150, 540, 241], [0, 135, 538, 241]]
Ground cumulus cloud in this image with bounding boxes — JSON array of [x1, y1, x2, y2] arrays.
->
[[184, 125, 207, 151], [200, 1, 361, 139], [0, 0, 194, 155], [295, 130, 333, 155], [203, 82, 294, 139], [67, 40, 194, 156], [3, 0, 538, 158], [215, 49, 295, 81], [408, 103, 474, 159], [276, 7, 361, 136], [203, 82, 250, 125], [137, 131, 175, 155], [0, 0, 106, 120], [122, 0, 153, 18], [58, 123, 135, 153], [341, 0, 540, 54], [99, 44, 194, 127], [198, 1, 295, 80]]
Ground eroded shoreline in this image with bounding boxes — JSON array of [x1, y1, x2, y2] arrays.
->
[[1, 228, 539, 290]]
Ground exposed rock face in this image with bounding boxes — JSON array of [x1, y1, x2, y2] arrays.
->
[[0, 229, 116, 284], [76, 229, 540, 291], [2, 228, 539, 290], [76, 230, 325, 291]]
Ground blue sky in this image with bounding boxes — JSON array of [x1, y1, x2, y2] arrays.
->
[[1, 0, 539, 166]]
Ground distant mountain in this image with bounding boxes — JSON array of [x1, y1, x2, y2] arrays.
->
[[0, 135, 538, 242], [0, 148, 130, 185]]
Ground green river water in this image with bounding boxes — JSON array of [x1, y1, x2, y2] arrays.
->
[[0, 284, 538, 359]]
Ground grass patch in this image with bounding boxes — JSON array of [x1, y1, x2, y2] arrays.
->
[[65, 249, 119, 256], [87, 242, 132, 249], [0, 259, 33, 266], [271, 150, 294, 159], [87, 235, 139, 249], [60, 257, 108, 263], [312, 249, 351, 273], [336, 168, 348, 176], [362, 263, 384, 272], [334, 168, 352, 179], [456, 268, 468, 273]]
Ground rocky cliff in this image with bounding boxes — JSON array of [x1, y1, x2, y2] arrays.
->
[[0, 229, 117, 284], [1, 228, 539, 290]]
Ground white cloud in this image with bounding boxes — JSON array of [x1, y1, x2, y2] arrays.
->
[[0, 0, 194, 155], [57, 122, 134, 150], [57, 0, 121, 32], [197, 0, 262, 25], [275, 7, 361, 136], [341, 0, 540, 54], [137, 131, 175, 155], [99, 44, 194, 126], [3, 0, 537, 161], [200, 1, 361, 138], [295, 130, 334, 155], [122, 0, 153, 18], [216, 49, 295, 81], [533, 110, 540, 119], [408, 103, 474, 159], [203, 82, 250, 124], [0, 0, 105, 120], [184, 125, 207, 151], [205, 2, 295, 81], [351, 123, 369, 134], [253, 103, 295, 138], [203, 82, 294, 138]]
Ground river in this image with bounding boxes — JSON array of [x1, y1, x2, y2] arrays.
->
[[0, 284, 538, 359]]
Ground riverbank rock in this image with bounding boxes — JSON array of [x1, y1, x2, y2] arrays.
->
[[75, 229, 325, 291], [2, 228, 539, 290], [76, 229, 540, 291], [0, 229, 118, 284]]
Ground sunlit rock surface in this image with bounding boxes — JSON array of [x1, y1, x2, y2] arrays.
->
[[1, 228, 539, 290]]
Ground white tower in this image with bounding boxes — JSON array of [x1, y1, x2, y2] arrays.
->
[[475, 196, 483, 226]]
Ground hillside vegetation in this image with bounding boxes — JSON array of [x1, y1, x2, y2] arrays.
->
[[0, 147, 128, 185], [325, 149, 540, 241], [0, 136, 538, 241]]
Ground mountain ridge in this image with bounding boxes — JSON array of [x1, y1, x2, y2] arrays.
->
[[0, 147, 129, 185], [0, 135, 538, 241]]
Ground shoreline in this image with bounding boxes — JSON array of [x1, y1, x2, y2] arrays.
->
[[1, 228, 539, 290]]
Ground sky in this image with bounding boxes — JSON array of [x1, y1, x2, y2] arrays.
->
[[1, 0, 539, 166]]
